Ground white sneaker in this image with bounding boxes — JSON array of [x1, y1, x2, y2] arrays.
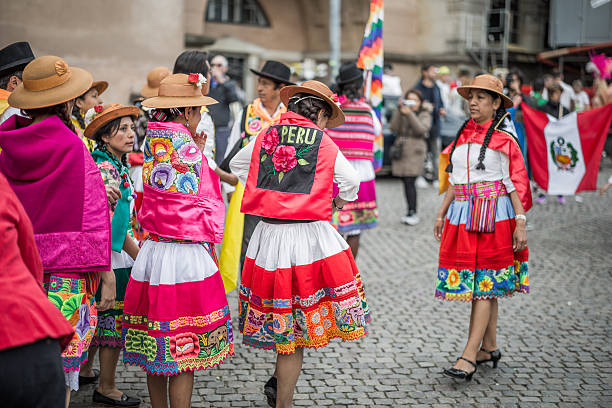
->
[[415, 176, 429, 189], [401, 214, 420, 226], [574, 195, 583, 203]]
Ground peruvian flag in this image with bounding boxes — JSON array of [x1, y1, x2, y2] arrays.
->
[[522, 103, 612, 195]]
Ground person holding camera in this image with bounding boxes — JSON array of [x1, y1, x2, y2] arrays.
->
[[390, 89, 432, 225]]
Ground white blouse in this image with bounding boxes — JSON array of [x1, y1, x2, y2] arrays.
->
[[448, 143, 515, 193], [229, 138, 360, 202]]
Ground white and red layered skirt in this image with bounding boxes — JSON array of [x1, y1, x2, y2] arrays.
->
[[122, 235, 233, 376], [239, 220, 371, 354], [436, 181, 529, 302]]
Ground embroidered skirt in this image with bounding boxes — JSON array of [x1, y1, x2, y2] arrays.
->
[[332, 160, 378, 235], [239, 220, 371, 354], [436, 182, 529, 302], [122, 239, 233, 376], [44, 272, 99, 374], [91, 250, 134, 348]]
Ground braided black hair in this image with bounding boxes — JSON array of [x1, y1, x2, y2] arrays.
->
[[338, 78, 364, 102], [93, 116, 129, 168], [446, 90, 507, 172], [22, 102, 76, 134], [287, 93, 332, 124], [72, 103, 86, 130]]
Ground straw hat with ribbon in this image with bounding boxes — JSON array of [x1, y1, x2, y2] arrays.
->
[[84, 103, 139, 140], [456, 74, 513, 109], [8, 56, 93, 109], [90, 80, 108, 96], [141, 66, 171, 98], [141, 73, 217, 109], [280, 80, 345, 128]]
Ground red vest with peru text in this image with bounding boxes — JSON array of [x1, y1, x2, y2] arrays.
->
[[241, 112, 339, 220]]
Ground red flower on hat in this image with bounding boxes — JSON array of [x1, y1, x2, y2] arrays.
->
[[94, 105, 103, 113], [330, 93, 339, 103], [188, 73, 199, 84]]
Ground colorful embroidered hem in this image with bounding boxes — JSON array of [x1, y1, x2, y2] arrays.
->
[[91, 266, 130, 348], [122, 318, 234, 376], [44, 273, 98, 372], [239, 250, 371, 354], [435, 261, 529, 302], [332, 203, 378, 234]]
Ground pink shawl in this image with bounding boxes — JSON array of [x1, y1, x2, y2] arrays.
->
[[0, 115, 110, 273]]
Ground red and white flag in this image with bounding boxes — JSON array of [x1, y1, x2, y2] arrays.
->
[[522, 103, 612, 195]]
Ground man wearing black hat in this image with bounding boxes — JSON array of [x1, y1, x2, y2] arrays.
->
[[0, 42, 35, 124], [219, 60, 294, 271]]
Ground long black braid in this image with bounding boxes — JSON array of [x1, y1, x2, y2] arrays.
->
[[446, 91, 507, 172], [72, 103, 86, 130], [287, 93, 332, 123], [22, 102, 77, 134]]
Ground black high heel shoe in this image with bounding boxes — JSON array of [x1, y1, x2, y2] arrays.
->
[[264, 376, 277, 407], [443, 357, 477, 381], [476, 348, 502, 368]]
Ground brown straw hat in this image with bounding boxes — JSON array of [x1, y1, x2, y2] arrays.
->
[[84, 103, 139, 140], [91, 80, 108, 96], [141, 74, 217, 109], [456, 74, 513, 109], [8, 56, 93, 109], [280, 80, 345, 128], [141, 66, 171, 98]]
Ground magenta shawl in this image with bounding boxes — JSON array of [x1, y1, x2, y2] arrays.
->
[[0, 115, 110, 273]]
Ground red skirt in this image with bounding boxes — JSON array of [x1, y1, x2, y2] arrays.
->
[[238, 220, 371, 354]]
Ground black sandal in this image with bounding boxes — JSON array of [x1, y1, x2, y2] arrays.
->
[[443, 357, 477, 381], [264, 376, 277, 407], [78, 368, 100, 386], [476, 348, 502, 367], [92, 390, 141, 407]]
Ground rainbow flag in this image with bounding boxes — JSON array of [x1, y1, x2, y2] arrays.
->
[[357, 0, 384, 171]]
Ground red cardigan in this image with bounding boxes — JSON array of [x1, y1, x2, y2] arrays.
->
[[0, 173, 74, 351]]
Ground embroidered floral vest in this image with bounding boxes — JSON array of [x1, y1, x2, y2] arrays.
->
[[240, 98, 286, 139], [241, 112, 338, 221], [325, 99, 376, 161], [139, 121, 224, 243]]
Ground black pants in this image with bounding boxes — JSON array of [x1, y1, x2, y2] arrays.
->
[[402, 176, 417, 215], [0, 338, 65, 408]]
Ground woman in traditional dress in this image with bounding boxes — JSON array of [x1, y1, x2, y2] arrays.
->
[[80, 104, 142, 406], [122, 74, 233, 408], [230, 80, 370, 408], [71, 80, 107, 152], [434, 75, 531, 381], [0, 55, 114, 406], [327, 62, 381, 259]]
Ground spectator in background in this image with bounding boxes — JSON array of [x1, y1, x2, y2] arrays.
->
[[571, 79, 590, 112], [0, 42, 35, 124], [414, 64, 445, 185], [541, 74, 554, 100], [530, 77, 547, 108], [551, 69, 574, 111], [208, 54, 240, 162], [436, 66, 452, 110], [439, 67, 469, 149]]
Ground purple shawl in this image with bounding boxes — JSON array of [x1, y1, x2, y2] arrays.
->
[[0, 115, 110, 273]]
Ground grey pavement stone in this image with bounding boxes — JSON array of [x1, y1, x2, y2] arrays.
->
[[70, 169, 612, 407]]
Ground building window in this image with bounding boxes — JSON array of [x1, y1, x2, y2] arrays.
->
[[206, 0, 270, 27]]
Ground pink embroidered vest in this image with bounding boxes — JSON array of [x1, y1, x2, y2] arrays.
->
[[325, 99, 376, 161], [138, 122, 224, 243]]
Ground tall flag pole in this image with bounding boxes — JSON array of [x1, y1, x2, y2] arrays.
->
[[357, 0, 384, 171]]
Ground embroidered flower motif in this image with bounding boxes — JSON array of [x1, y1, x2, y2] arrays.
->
[[478, 276, 494, 292], [272, 145, 297, 172], [261, 127, 280, 154], [75, 303, 91, 339], [172, 136, 187, 150], [437, 268, 448, 281], [311, 312, 321, 324], [150, 163, 176, 190], [193, 162, 201, 176], [169, 333, 200, 360], [151, 138, 172, 162], [98, 314, 115, 331], [143, 141, 154, 162], [170, 150, 189, 173], [446, 269, 461, 290], [177, 142, 201, 164], [248, 118, 262, 133], [177, 172, 198, 194]]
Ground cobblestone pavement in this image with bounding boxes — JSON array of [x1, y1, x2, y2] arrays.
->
[[71, 170, 612, 407]]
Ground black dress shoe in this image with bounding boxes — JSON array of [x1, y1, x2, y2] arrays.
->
[[92, 390, 141, 406], [443, 356, 477, 381], [476, 348, 502, 367], [264, 376, 277, 408], [78, 369, 100, 386]]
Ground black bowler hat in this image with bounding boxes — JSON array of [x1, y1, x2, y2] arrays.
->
[[249, 60, 295, 85], [336, 61, 363, 85], [0, 42, 35, 78]]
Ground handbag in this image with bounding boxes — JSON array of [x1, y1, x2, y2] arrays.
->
[[464, 147, 502, 233], [390, 138, 403, 160]]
